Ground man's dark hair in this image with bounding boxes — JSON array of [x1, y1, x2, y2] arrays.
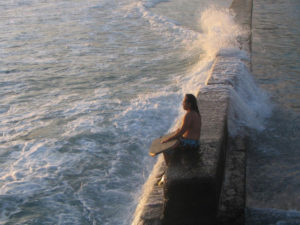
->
[[185, 94, 200, 115]]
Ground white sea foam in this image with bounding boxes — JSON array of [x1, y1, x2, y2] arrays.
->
[[197, 7, 243, 57], [115, 91, 180, 137], [122, 1, 199, 44], [227, 62, 272, 136], [141, 0, 169, 8], [177, 7, 245, 94], [180, 6, 271, 135]]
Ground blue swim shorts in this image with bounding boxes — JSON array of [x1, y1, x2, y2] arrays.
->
[[179, 138, 200, 149]]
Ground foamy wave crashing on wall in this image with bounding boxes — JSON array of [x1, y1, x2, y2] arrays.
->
[[185, 7, 272, 136], [200, 49, 272, 137]]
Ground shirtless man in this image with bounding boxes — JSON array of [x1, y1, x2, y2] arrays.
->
[[161, 93, 201, 165]]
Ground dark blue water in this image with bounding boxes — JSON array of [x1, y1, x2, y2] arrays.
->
[[247, 0, 300, 224]]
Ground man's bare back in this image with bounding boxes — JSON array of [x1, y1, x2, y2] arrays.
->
[[181, 110, 201, 140]]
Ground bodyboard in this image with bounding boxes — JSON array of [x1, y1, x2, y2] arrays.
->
[[149, 132, 179, 157]]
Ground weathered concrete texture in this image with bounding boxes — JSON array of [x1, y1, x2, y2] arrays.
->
[[205, 56, 250, 87], [218, 137, 247, 225], [132, 156, 166, 225]]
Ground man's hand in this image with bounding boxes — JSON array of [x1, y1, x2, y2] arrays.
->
[[161, 138, 169, 144]]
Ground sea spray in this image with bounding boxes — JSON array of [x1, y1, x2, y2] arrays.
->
[[180, 7, 245, 95], [183, 6, 271, 136], [197, 7, 271, 135], [196, 6, 243, 57], [199, 56, 272, 137], [228, 61, 272, 136]]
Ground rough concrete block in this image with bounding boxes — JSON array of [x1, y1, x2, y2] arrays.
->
[[132, 156, 166, 225], [205, 57, 249, 87], [218, 137, 247, 225], [198, 86, 230, 143]]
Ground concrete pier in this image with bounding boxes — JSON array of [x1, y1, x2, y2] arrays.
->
[[132, 0, 253, 224]]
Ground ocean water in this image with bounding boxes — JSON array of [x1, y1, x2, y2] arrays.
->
[[0, 0, 290, 224], [247, 0, 300, 224]]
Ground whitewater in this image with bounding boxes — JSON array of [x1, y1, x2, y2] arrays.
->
[[0, 0, 272, 224]]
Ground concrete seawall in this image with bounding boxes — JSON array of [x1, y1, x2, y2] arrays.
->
[[132, 0, 253, 224]]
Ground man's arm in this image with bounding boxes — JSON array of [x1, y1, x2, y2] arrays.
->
[[161, 112, 192, 143]]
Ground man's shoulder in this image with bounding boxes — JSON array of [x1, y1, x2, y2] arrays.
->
[[185, 111, 200, 119], [186, 111, 197, 116], [184, 111, 193, 120]]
